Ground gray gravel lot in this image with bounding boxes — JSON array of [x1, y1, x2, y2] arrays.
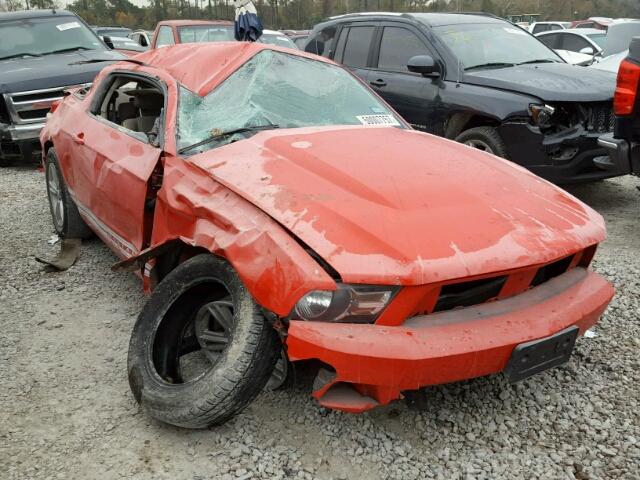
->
[[1, 167, 639, 480]]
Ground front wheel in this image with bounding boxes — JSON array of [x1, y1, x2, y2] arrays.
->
[[455, 126, 508, 158], [127, 254, 280, 428]]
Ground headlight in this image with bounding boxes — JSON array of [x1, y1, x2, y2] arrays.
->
[[529, 104, 556, 128], [294, 285, 396, 324]]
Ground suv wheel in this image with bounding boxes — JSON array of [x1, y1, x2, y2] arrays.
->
[[455, 126, 508, 158]]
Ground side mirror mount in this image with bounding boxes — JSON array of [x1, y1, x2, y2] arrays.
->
[[579, 46, 595, 55], [407, 55, 441, 77], [102, 35, 115, 50]]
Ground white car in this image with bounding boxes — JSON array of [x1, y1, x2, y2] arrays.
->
[[536, 28, 606, 65], [258, 29, 299, 49], [528, 21, 571, 35]]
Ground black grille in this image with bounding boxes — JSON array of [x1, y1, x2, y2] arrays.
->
[[0, 96, 8, 123], [582, 103, 615, 133], [433, 276, 507, 313], [530, 255, 574, 287], [18, 108, 50, 121]]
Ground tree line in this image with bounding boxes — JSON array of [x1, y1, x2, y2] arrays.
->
[[2, 0, 640, 30]]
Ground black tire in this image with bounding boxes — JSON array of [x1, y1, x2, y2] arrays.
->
[[0, 155, 12, 168], [44, 148, 93, 239], [127, 253, 280, 428], [455, 126, 509, 159]]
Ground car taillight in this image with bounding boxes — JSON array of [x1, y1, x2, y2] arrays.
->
[[614, 59, 640, 116]]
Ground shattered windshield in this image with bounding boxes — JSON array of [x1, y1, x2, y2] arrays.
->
[[177, 49, 402, 154]]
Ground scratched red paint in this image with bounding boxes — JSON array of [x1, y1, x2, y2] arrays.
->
[[40, 43, 614, 413]]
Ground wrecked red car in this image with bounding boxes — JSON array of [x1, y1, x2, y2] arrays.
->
[[40, 42, 614, 428]]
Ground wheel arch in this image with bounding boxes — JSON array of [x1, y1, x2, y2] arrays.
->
[[445, 113, 502, 140]]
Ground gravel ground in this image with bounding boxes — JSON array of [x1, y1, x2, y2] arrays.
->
[[1, 167, 639, 480]]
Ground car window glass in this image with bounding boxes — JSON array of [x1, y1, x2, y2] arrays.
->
[[561, 34, 591, 52], [0, 16, 104, 59], [177, 50, 403, 154], [96, 76, 165, 145], [377, 27, 427, 71], [156, 26, 174, 47], [304, 26, 337, 57], [550, 24, 562, 31], [179, 26, 234, 43], [538, 33, 560, 49], [334, 27, 349, 62], [533, 24, 548, 34], [342, 26, 375, 68]]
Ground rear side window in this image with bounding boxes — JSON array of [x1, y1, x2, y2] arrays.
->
[[377, 27, 427, 71], [532, 24, 549, 34], [342, 26, 375, 68], [561, 34, 591, 52], [156, 26, 174, 47], [538, 33, 561, 49]]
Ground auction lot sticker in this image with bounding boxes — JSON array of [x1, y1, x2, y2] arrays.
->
[[356, 114, 400, 126], [57, 22, 81, 31]]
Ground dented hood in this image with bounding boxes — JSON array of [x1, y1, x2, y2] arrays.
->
[[189, 126, 605, 285], [463, 63, 615, 102]]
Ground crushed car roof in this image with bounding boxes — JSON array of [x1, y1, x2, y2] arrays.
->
[[0, 9, 77, 21], [132, 42, 334, 96]]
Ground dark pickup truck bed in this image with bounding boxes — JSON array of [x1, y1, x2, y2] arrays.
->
[[598, 37, 640, 175]]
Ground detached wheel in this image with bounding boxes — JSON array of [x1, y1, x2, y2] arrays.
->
[[44, 148, 92, 239], [455, 126, 508, 158], [127, 254, 280, 428]]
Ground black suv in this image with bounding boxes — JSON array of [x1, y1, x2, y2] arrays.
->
[[0, 10, 122, 166], [306, 12, 622, 183], [598, 37, 640, 176]]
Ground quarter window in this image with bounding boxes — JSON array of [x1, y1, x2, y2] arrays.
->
[[377, 27, 427, 71], [342, 26, 375, 68], [538, 33, 561, 49], [304, 26, 337, 57], [155, 26, 175, 47]]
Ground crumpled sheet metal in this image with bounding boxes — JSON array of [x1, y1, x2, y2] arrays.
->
[[130, 42, 339, 97], [148, 157, 335, 316], [35, 238, 82, 271], [189, 125, 607, 287]]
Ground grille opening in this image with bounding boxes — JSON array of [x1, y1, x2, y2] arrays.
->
[[433, 276, 507, 313], [18, 108, 50, 121], [11, 90, 64, 103], [530, 255, 574, 287]]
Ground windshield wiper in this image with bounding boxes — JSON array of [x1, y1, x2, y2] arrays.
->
[[70, 58, 146, 66], [0, 52, 42, 60], [517, 59, 561, 65], [179, 124, 280, 155], [43, 46, 94, 55], [464, 62, 516, 71]]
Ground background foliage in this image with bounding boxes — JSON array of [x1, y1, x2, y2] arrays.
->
[[1, 0, 640, 30]]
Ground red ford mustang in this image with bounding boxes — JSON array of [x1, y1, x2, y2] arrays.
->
[[40, 42, 614, 428]]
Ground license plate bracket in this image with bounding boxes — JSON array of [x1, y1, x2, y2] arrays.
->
[[505, 326, 579, 383]]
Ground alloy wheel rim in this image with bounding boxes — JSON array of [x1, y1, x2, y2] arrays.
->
[[47, 162, 64, 231], [465, 139, 494, 154], [194, 298, 234, 364]]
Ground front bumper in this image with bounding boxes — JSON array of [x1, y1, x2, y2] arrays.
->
[[0, 121, 46, 142], [286, 268, 613, 413], [0, 122, 45, 162], [499, 123, 627, 184], [598, 133, 640, 176]]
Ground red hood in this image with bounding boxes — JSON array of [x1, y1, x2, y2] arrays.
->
[[189, 126, 605, 285]]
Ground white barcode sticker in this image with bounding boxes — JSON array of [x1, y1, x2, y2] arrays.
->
[[356, 114, 400, 126], [56, 22, 81, 31]]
